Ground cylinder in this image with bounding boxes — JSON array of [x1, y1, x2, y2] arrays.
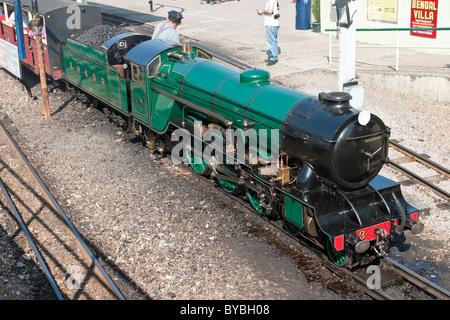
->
[[295, 0, 311, 30]]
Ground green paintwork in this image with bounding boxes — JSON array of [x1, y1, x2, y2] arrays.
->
[[247, 85, 308, 128], [61, 39, 128, 115], [181, 61, 241, 125], [148, 49, 310, 162], [64, 39, 108, 64], [284, 196, 303, 228], [131, 81, 149, 123], [214, 73, 263, 128], [239, 69, 270, 85], [150, 92, 176, 132]]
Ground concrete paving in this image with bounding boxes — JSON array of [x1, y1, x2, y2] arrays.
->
[[87, 0, 450, 102]]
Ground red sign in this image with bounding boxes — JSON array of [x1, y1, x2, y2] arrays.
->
[[410, 0, 439, 38]]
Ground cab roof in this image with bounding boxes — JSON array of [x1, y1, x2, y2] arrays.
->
[[124, 39, 175, 66]]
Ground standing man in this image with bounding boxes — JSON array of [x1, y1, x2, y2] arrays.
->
[[152, 10, 183, 45], [257, 0, 280, 66]]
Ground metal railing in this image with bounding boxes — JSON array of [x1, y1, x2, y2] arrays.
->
[[325, 27, 450, 71]]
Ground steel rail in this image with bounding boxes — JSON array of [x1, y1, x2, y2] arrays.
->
[[388, 141, 450, 201], [385, 257, 450, 300], [389, 140, 450, 178], [319, 253, 394, 300], [388, 160, 449, 201], [0, 177, 64, 300], [0, 120, 125, 300]]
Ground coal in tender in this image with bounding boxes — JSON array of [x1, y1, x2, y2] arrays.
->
[[73, 24, 127, 50]]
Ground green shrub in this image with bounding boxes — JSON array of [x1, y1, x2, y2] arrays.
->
[[312, 0, 320, 23]]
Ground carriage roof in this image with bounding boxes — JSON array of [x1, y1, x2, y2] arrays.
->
[[1, 0, 85, 15]]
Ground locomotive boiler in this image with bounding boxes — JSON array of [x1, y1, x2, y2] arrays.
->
[[281, 91, 389, 190]]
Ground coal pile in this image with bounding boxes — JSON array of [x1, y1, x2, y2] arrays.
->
[[73, 24, 127, 49]]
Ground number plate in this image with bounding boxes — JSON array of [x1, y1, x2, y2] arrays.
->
[[356, 221, 391, 241]]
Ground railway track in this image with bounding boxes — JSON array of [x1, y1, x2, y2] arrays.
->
[[383, 257, 450, 300], [388, 140, 450, 202], [0, 119, 125, 300]]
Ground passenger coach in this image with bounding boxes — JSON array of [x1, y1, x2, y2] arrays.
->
[[0, 0, 100, 79]]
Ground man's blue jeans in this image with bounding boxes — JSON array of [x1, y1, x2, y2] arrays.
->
[[266, 25, 279, 62]]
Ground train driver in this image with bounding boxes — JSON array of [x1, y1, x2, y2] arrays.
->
[[152, 10, 183, 45]]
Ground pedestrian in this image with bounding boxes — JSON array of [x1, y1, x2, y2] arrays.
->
[[152, 10, 183, 45], [257, 0, 280, 66]]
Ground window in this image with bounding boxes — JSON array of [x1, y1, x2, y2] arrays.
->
[[132, 64, 138, 81], [132, 63, 144, 84], [147, 56, 161, 78], [196, 50, 212, 60]]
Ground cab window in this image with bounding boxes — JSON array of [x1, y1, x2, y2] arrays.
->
[[147, 56, 161, 78], [132, 63, 144, 84], [196, 50, 212, 60]]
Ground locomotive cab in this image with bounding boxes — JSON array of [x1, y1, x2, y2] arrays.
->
[[124, 40, 174, 128], [103, 33, 151, 77], [124, 40, 214, 132]]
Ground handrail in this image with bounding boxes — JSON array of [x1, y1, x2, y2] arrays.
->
[[326, 27, 450, 71]]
